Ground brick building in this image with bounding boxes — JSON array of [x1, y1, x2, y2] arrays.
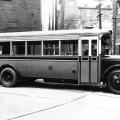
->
[[0, 0, 42, 32]]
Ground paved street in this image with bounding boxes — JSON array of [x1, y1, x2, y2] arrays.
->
[[0, 80, 120, 120]]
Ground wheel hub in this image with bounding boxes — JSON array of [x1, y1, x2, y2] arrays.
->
[[116, 80, 120, 84], [113, 75, 120, 85]]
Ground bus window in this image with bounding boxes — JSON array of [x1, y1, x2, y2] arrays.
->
[[82, 40, 89, 56], [27, 41, 41, 55], [43, 41, 59, 55], [12, 42, 25, 55], [91, 40, 97, 56], [61, 40, 78, 56], [0, 42, 10, 55]]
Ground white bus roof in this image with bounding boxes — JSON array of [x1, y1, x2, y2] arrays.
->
[[0, 29, 110, 42], [0, 29, 109, 37]]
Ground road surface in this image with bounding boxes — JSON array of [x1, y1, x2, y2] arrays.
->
[[0, 81, 120, 120]]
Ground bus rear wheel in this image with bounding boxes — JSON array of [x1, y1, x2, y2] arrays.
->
[[107, 70, 120, 94], [0, 67, 18, 87]]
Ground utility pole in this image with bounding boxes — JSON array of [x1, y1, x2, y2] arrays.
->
[[39, 0, 42, 30], [52, 0, 55, 30], [48, 11, 51, 30], [97, 0, 102, 29], [98, 4, 102, 29], [61, 0, 65, 29], [113, 0, 117, 54], [55, 0, 58, 30], [96, 0, 103, 29]]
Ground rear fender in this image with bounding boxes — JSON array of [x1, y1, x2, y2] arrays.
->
[[0, 64, 21, 78]]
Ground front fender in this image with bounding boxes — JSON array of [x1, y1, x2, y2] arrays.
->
[[102, 64, 120, 80]]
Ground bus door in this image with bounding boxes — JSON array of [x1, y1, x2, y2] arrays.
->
[[80, 37, 99, 84], [91, 38, 98, 83]]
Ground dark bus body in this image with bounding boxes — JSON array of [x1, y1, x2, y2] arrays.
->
[[0, 56, 79, 83], [101, 55, 120, 77]]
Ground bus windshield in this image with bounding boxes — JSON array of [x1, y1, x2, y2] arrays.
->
[[101, 33, 112, 55]]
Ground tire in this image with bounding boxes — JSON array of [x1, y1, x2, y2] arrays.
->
[[107, 69, 120, 94], [0, 67, 18, 87]]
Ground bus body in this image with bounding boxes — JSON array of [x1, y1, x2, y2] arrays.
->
[[0, 29, 119, 94]]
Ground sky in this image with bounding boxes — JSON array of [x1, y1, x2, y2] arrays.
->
[[77, 0, 98, 7]]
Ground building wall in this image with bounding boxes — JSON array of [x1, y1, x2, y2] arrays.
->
[[58, 0, 112, 30], [79, 7, 112, 29], [58, 0, 80, 30], [0, 0, 42, 32]]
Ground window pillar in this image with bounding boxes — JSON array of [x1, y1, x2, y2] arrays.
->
[[59, 40, 61, 55], [25, 41, 27, 56], [41, 41, 43, 56], [10, 42, 13, 56]]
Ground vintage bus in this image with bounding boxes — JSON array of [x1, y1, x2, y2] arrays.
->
[[0, 29, 119, 94]]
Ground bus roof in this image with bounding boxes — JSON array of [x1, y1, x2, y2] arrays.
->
[[0, 29, 109, 37], [0, 29, 110, 42]]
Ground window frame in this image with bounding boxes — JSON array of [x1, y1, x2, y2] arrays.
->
[[61, 40, 78, 56], [0, 39, 79, 57], [27, 41, 42, 56], [43, 40, 59, 56], [12, 41, 25, 55]]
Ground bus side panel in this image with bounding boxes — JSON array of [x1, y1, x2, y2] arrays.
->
[[0, 59, 78, 80], [41, 61, 78, 80], [81, 61, 89, 83], [0, 59, 44, 78]]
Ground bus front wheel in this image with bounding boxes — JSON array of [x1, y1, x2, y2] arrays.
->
[[0, 67, 18, 87], [107, 70, 120, 94]]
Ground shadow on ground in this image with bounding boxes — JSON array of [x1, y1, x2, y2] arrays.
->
[[17, 79, 109, 94]]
